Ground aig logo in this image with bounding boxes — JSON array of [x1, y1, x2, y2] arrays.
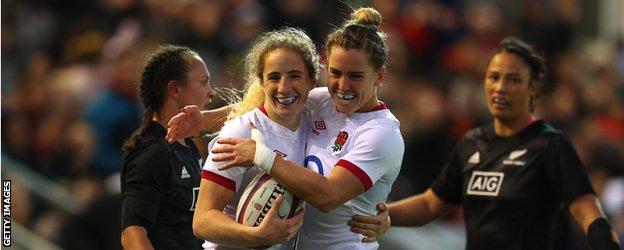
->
[[467, 171, 504, 196]]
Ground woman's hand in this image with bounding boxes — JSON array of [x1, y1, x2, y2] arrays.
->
[[166, 105, 204, 143], [211, 138, 257, 170], [253, 196, 305, 246], [347, 203, 391, 242]]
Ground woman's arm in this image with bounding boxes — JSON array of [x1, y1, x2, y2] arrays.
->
[[201, 105, 231, 132], [270, 156, 365, 212], [347, 188, 455, 236], [568, 194, 620, 249], [121, 226, 154, 250], [388, 188, 456, 226], [120, 147, 170, 250], [213, 138, 364, 212], [213, 125, 402, 213], [193, 179, 303, 247], [166, 105, 231, 142]]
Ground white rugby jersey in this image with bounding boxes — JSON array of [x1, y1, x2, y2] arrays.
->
[[201, 106, 309, 250], [297, 88, 404, 250]]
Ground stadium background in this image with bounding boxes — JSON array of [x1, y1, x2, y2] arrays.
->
[[1, 0, 623, 249]]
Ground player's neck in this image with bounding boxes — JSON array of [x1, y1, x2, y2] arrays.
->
[[493, 114, 533, 138], [264, 105, 301, 132]]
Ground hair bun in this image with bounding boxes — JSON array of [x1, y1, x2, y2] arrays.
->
[[351, 7, 382, 28]]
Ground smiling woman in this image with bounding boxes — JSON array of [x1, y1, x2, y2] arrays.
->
[[261, 47, 314, 131], [349, 37, 621, 250], [190, 27, 320, 249], [327, 47, 383, 114]]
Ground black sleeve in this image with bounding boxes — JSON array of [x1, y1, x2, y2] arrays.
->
[[431, 145, 464, 204], [543, 135, 595, 208], [121, 145, 171, 231]]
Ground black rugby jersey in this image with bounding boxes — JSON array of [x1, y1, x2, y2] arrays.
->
[[121, 121, 202, 250], [431, 120, 595, 250]]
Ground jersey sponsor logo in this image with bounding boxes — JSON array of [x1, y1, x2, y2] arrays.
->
[[468, 151, 480, 164], [314, 121, 326, 130], [467, 171, 504, 196], [190, 187, 200, 211], [331, 131, 349, 152], [503, 149, 527, 166], [181, 166, 191, 179]]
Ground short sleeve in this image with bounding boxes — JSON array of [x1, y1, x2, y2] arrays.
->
[[543, 135, 595, 208], [121, 145, 171, 230], [338, 125, 404, 191], [431, 145, 464, 204], [202, 116, 251, 192]]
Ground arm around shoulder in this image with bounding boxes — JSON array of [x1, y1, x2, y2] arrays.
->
[[202, 105, 232, 132], [269, 125, 402, 213]]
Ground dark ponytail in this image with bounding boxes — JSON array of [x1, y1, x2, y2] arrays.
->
[[123, 45, 196, 151]]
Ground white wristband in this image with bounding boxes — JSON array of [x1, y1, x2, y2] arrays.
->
[[251, 128, 276, 174]]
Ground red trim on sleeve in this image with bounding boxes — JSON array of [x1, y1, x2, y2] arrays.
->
[[336, 159, 373, 191], [202, 170, 236, 191]]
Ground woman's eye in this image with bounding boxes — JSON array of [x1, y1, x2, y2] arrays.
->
[[350, 75, 363, 80], [267, 75, 280, 81]]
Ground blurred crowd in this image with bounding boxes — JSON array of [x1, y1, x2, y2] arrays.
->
[[2, 0, 623, 249]]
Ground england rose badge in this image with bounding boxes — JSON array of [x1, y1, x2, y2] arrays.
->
[[332, 131, 349, 152]]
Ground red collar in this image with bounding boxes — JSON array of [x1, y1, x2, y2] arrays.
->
[[258, 104, 268, 116], [368, 102, 388, 112]]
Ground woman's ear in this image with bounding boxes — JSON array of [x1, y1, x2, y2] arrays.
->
[[167, 80, 180, 98], [375, 67, 385, 87], [528, 80, 537, 96]]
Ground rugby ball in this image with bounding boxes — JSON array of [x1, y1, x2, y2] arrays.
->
[[236, 172, 305, 227]]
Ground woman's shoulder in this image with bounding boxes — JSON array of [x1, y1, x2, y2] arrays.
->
[[220, 109, 259, 138], [127, 136, 170, 159], [353, 117, 403, 145], [122, 139, 172, 179]]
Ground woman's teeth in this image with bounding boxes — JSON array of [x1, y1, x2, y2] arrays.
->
[[337, 93, 356, 101], [276, 97, 296, 105], [493, 97, 509, 105]]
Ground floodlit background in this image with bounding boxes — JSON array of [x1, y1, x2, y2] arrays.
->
[[2, 0, 623, 249]]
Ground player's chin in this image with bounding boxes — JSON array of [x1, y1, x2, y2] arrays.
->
[[335, 103, 356, 114], [491, 112, 515, 123]]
